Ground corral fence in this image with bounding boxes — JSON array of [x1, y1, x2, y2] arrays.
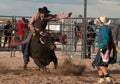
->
[[0, 16, 120, 58]]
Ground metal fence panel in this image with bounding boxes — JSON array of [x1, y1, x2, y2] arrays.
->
[[0, 16, 120, 58]]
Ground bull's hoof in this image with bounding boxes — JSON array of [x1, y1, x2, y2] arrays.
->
[[38, 67, 40, 71], [54, 65, 58, 69], [23, 65, 27, 70]]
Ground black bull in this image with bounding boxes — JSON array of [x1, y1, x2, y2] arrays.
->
[[22, 31, 58, 70]]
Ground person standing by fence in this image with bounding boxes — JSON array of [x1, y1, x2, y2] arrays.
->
[[86, 20, 96, 59], [17, 17, 27, 40], [73, 21, 80, 51], [0, 25, 3, 48], [3, 20, 12, 48], [92, 16, 116, 83], [113, 24, 120, 64]]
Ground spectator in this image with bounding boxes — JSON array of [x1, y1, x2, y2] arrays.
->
[[3, 21, 12, 48], [113, 24, 120, 64], [0, 25, 3, 48], [86, 20, 96, 59], [17, 17, 27, 40], [73, 21, 80, 51]]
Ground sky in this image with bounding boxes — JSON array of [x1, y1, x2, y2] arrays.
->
[[0, 0, 120, 18]]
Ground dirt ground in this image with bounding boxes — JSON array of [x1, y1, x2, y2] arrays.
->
[[0, 51, 120, 84]]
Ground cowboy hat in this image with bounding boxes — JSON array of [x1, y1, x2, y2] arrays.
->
[[38, 6, 50, 14], [95, 16, 111, 25]]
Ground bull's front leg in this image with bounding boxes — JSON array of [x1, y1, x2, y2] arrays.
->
[[49, 50, 58, 69], [54, 58, 58, 69]]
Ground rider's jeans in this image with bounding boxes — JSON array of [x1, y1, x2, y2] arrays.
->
[[24, 41, 30, 64]]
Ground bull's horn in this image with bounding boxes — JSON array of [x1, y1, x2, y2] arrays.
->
[[39, 37, 45, 44], [40, 31, 44, 36], [33, 32, 36, 36]]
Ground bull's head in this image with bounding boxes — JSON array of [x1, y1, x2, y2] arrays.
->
[[39, 35, 56, 50]]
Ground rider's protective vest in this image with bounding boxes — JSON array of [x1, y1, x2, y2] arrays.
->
[[33, 17, 48, 32]]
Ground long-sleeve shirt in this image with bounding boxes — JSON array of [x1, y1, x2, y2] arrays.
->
[[17, 20, 27, 36], [4, 24, 12, 35], [113, 24, 120, 41], [97, 25, 113, 49], [29, 12, 68, 32]]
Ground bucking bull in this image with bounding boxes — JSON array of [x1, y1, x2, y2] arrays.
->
[[11, 29, 67, 70]]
